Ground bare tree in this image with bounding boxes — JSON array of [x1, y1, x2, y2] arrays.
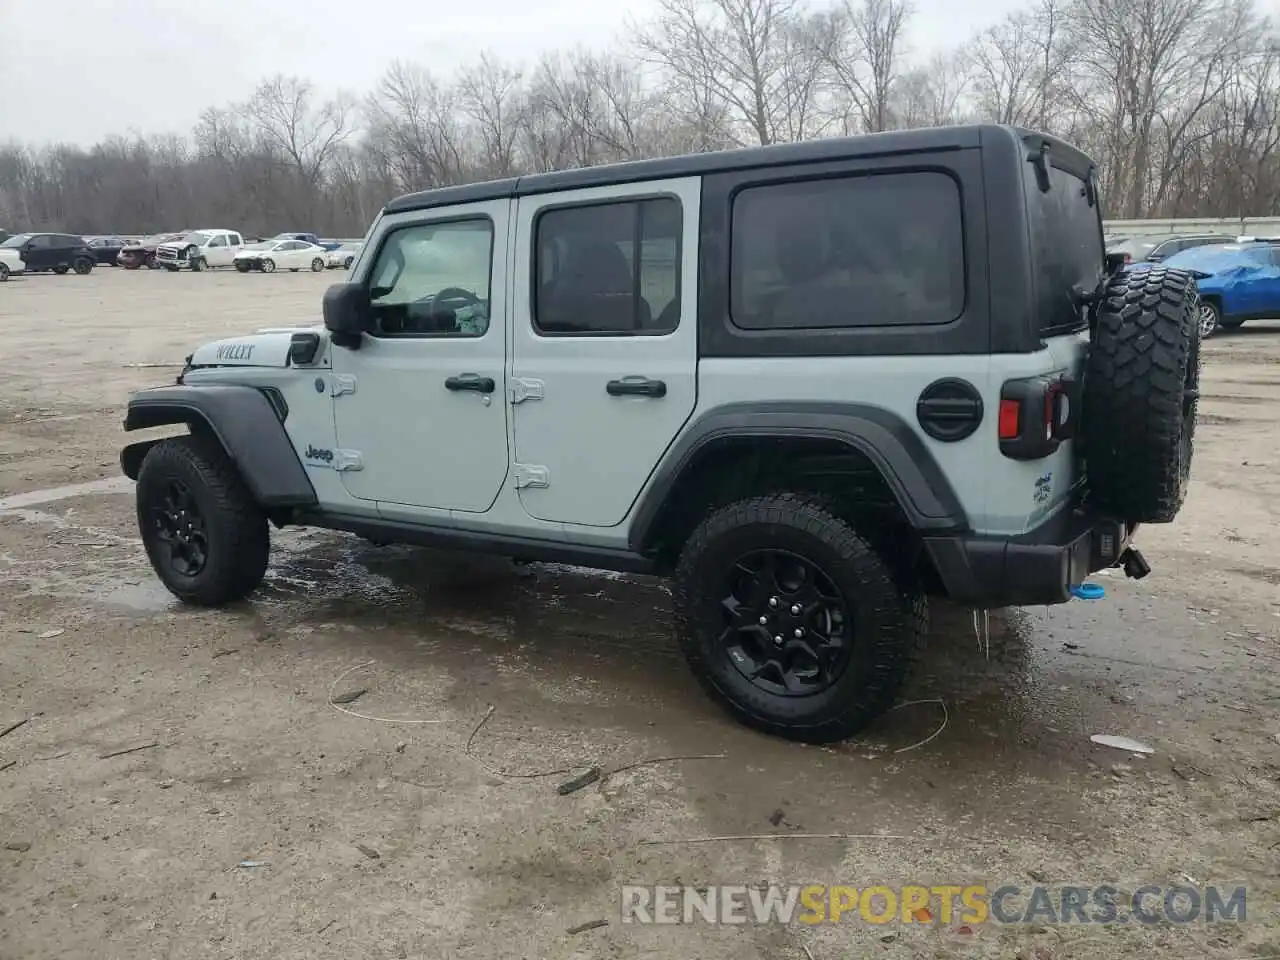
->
[[828, 0, 912, 133]]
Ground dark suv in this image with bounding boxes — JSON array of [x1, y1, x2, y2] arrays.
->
[[1, 233, 96, 275]]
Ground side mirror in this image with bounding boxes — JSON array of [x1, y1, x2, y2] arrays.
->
[[323, 282, 370, 349]]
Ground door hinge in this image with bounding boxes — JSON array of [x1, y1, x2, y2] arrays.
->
[[512, 463, 549, 489], [507, 378, 545, 404], [331, 374, 357, 397], [333, 449, 363, 472]]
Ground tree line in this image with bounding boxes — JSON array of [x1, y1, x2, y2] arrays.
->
[[2, 0, 1278, 237]]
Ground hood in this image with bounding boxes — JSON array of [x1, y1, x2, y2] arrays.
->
[[189, 325, 324, 368]]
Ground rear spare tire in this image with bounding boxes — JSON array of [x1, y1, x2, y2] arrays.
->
[[1083, 267, 1200, 524]]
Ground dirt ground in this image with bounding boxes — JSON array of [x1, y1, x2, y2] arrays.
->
[[1, 267, 1278, 960]]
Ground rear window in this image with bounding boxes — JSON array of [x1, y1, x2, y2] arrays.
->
[[730, 171, 966, 330], [1023, 147, 1104, 336]]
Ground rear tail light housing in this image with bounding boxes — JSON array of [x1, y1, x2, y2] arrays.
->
[[998, 374, 1079, 460]]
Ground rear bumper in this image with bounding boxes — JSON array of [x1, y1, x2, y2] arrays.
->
[[924, 509, 1138, 607]]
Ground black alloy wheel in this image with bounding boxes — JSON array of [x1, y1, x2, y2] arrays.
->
[[720, 549, 852, 696], [149, 478, 209, 577]]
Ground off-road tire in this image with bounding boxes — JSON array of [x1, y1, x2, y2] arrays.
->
[[136, 434, 270, 606], [1083, 267, 1200, 524], [673, 493, 922, 744]]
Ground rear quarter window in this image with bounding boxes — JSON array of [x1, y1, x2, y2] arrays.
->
[[729, 170, 966, 330]]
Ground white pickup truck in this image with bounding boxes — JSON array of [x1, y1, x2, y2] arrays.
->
[[155, 230, 244, 272]]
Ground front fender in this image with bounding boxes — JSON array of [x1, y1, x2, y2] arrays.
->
[[122, 384, 317, 510]]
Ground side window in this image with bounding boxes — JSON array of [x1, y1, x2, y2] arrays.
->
[[278, 241, 299, 251], [533, 197, 681, 336], [229, 233, 241, 246], [367, 217, 494, 338], [731, 171, 965, 330], [208, 234, 228, 248]]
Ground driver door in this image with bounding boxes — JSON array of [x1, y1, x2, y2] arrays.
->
[[330, 200, 511, 514]]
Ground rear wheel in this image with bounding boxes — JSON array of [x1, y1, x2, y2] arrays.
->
[[673, 493, 922, 744], [262, 258, 276, 273], [311, 257, 324, 272], [1083, 267, 1200, 524], [136, 435, 270, 606]]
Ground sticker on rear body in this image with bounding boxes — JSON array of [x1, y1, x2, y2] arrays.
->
[[1034, 472, 1053, 504]]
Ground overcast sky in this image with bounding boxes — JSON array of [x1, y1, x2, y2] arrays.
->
[[1, 0, 1028, 146]]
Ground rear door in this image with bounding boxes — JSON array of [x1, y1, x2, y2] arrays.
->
[[509, 178, 699, 527]]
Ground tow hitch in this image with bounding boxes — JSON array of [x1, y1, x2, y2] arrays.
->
[[1120, 547, 1151, 580]]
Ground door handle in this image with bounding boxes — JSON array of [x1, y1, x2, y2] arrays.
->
[[606, 377, 667, 398], [445, 374, 496, 394]]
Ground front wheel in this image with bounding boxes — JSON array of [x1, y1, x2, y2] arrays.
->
[[311, 257, 324, 272], [235, 261, 250, 273], [53, 265, 69, 275], [0, 264, 8, 282], [343, 257, 354, 269], [136, 435, 270, 606], [673, 493, 922, 744], [72, 257, 93, 275], [189, 254, 206, 272], [1197, 300, 1220, 339], [261, 258, 276, 273]]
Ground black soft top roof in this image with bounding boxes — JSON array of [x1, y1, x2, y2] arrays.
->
[[383, 124, 1095, 217]]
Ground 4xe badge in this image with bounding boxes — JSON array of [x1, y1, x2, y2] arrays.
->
[[215, 342, 254, 361], [305, 444, 335, 466]]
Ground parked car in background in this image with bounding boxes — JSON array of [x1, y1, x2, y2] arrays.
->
[[119, 233, 186, 270], [325, 241, 362, 270], [0, 233, 95, 274], [270, 232, 342, 252], [156, 229, 244, 271], [1159, 242, 1280, 337], [87, 236, 129, 266], [0, 244, 25, 281], [233, 238, 328, 273], [1108, 233, 1233, 265]]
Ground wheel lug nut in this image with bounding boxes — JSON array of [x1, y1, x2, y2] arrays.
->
[[794, 627, 804, 638], [768, 597, 779, 609], [790, 604, 801, 615], [758, 616, 768, 626]]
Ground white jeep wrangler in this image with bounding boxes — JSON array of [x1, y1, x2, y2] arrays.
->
[[121, 125, 1201, 742]]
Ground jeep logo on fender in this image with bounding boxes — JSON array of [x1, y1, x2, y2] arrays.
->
[[304, 445, 334, 463], [215, 343, 254, 361]]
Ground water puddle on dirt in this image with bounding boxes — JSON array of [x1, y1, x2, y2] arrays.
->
[[0, 477, 132, 512]]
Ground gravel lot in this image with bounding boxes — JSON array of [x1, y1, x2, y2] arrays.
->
[[1, 268, 1279, 960]]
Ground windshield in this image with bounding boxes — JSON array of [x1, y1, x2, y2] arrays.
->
[[1, 234, 31, 248], [1162, 245, 1265, 272], [243, 242, 274, 251], [182, 231, 212, 245], [1110, 237, 1159, 259]]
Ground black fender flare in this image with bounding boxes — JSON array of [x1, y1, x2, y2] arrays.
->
[[121, 385, 317, 510], [627, 401, 969, 552]]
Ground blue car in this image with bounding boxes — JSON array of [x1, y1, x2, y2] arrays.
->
[[1156, 242, 1280, 338]]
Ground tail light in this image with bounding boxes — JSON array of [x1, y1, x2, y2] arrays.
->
[[998, 375, 1079, 460]]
